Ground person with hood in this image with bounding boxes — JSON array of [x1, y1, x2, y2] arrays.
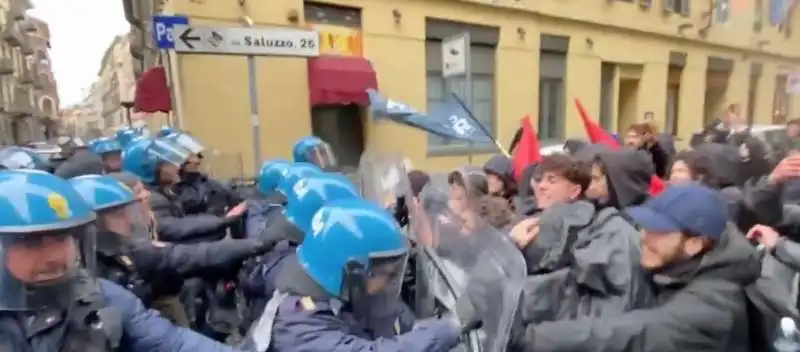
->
[[509, 184, 764, 351], [623, 122, 670, 178], [509, 152, 653, 324], [583, 148, 653, 209], [483, 154, 517, 209]]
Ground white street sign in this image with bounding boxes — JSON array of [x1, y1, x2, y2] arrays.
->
[[172, 25, 320, 57], [442, 33, 469, 78]]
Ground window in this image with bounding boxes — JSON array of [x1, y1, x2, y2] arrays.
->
[[538, 52, 566, 140], [666, 0, 691, 15], [538, 78, 564, 140], [665, 84, 680, 134], [715, 0, 730, 23], [304, 2, 361, 28], [774, 74, 790, 122], [425, 40, 496, 150]]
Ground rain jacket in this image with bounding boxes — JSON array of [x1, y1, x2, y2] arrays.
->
[[519, 227, 796, 352], [518, 200, 653, 324], [148, 187, 234, 243], [518, 148, 654, 323]]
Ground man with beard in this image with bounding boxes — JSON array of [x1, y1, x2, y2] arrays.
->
[[509, 183, 762, 351]]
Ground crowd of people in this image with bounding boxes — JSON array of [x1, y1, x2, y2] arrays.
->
[[2, 109, 800, 351]]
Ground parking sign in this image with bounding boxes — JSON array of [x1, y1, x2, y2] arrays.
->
[[152, 15, 189, 50]]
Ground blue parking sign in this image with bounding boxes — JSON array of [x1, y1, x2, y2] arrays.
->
[[153, 15, 189, 50]]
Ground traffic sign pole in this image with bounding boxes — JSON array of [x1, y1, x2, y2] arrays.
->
[[243, 20, 262, 175]]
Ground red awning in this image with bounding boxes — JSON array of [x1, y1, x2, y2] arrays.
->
[[134, 66, 171, 113], [307, 56, 378, 106]]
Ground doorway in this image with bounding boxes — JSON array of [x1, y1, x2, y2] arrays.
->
[[617, 78, 640, 133], [310, 104, 365, 170]]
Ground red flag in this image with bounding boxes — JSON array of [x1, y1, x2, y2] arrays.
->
[[512, 115, 542, 182], [574, 99, 665, 196]]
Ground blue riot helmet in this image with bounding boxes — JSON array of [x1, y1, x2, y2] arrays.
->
[[70, 175, 148, 239], [122, 137, 192, 184], [297, 198, 408, 302], [157, 126, 174, 138], [0, 146, 53, 172], [115, 129, 139, 148], [89, 137, 124, 173], [276, 162, 322, 196], [165, 131, 205, 155], [292, 136, 337, 170], [257, 159, 291, 195], [0, 169, 97, 310], [284, 173, 359, 233]]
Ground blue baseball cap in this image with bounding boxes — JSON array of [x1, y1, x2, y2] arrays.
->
[[624, 183, 728, 241]]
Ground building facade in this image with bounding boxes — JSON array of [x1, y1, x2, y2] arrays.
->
[[124, 0, 800, 174], [95, 34, 136, 134], [0, 0, 58, 145]]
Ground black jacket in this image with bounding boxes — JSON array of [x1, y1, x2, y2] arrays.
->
[[95, 231, 267, 301], [148, 185, 234, 243], [518, 228, 763, 352]]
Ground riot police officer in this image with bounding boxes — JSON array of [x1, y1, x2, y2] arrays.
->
[[122, 136, 245, 243], [69, 174, 275, 316], [116, 129, 142, 148], [0, 145, 54, 172], [89, 137, 124, 173], [241, 198, 477, 352], [292, 136, 338, 170], [0, 169, 240, 351]]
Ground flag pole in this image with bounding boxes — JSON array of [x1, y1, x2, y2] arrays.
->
[[452, 93, 510, 157]]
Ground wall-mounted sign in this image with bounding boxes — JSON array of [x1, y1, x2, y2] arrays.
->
[[312, 24, 362, 57]]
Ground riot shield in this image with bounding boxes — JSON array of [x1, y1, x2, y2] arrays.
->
[[410, 181, 526, 352], [357, 151, 412, 210]]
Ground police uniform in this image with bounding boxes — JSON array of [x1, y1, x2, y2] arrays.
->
[[0, 169, 238, 352]]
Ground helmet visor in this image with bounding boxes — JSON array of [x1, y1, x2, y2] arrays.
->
[[0, 149, 35, 169], [304, 144, 337, 169], [147, 139, 191, 166], [0, 225, 96, 311], [171, 133, 205, 154], [97, 201, 150, 240]]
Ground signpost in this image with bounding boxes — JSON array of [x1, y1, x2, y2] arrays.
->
[[153, 16, 320, 174], [441, 33, 473, 161]]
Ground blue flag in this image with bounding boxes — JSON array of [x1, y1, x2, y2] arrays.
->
[[367, 89, 492, 144]]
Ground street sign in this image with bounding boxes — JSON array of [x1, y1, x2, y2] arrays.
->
[[153, 15, 189, 50], [441, 33, 470, 78], [172, 25, 320, 57]]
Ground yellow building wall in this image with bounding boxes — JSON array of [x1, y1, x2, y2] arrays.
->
[[164, 0, 800, 175]]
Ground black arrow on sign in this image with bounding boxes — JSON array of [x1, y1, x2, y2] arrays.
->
[[179, 28, 201, 49]]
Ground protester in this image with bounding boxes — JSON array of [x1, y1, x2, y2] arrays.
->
[[624, 122, 670, 178], [508, 153, 651, 325], [509, 183, 763, 351], [483, 154, 517, 210], [583, 148, 653, 209], [748, 224, 800, 272]]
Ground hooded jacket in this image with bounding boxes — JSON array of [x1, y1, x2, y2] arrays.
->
[[518, 200, 653, 324], [518, 227, 774, 352], [595, 149, 653, 209]]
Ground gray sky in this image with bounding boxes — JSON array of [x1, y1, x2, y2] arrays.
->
[[28, 0, 128, 107]]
